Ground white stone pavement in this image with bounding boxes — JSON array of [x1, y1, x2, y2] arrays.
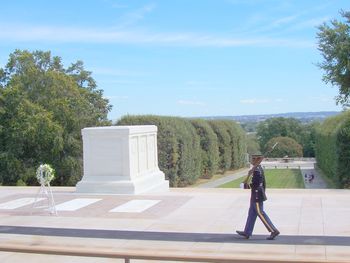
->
[[0, 186, 349, 262]]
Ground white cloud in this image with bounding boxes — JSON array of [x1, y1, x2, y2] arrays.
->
[[0, 23, 314, 48], [240, 98, 284, 104], [102, 0, 128, 9], [105, 95, 129, 100], [185, 81, 207, 86], [91, 67, 148, 77], [183, 81, 218, 91], [226, 0, 278, 5], [101, 80, 141, 85], [235, 2, 331, 37], [310, 95, 333, 102], [177, 100, 206, 106], [291, 16, 330, 30], [117, 3, 156, 28], [111, 3, 128, 9], [240, 98, 270, 104], [271, 14, 300, 28]]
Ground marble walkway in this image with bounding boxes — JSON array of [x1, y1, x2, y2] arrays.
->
[[0, 186, 349, 262]]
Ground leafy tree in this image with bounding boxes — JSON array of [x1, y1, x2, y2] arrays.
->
[[0, 50, 112, 186], [256, 117, 316, 157], [256, 118, 303, 150], [299, 122, 320, 157], [241, 122, 258, 133], [266, 137, 303, 158], [246, 133, 261, 155], [0, 86, 64, 185], [317, 10, 350, 107]]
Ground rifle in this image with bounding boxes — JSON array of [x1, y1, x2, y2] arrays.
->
[[241, 142, 278, 188]]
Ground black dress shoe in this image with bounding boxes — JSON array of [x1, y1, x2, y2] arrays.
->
[[236, 230, 249, 239], [266, 230, 280, 240]]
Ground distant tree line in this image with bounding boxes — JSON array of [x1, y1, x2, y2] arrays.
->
[[117, 115, 247, 187]]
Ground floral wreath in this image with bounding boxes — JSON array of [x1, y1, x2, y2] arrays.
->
[[36, 164, 55, 185]]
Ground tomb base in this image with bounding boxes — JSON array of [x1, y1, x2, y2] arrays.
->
[[76, 125, 169, 195]]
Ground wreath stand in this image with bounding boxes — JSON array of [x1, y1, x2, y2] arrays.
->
[[32, 164, 57, 216]]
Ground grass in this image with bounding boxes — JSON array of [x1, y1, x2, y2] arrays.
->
[[188, 168, 248, 187], [218, 169, 305, 189]]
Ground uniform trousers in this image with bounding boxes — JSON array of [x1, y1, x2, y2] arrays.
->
[[244, 201, 278, 236]]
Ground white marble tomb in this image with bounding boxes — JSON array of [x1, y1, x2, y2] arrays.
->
[[76, 125, 169, 194]]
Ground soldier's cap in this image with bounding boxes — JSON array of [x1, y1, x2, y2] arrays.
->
[[250, 154, 264, 162]]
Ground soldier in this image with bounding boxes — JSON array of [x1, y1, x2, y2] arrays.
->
[[236, 154, 280, 240]]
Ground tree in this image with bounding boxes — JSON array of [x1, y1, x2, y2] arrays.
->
[[317, 10, 350, 107], [0, 86, 64, 185], [266, 137, 303, 158], [246, 133, 261, 156], [299, 122, 320, 157], [256, 117, 316, 157], [0, 50, 112, 186], [256, 118, 303, 151]]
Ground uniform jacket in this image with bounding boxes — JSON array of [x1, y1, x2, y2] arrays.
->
[[250, 165, 267, 202]]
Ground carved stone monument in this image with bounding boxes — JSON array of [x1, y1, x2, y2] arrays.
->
[[76, 125, 169, 194]]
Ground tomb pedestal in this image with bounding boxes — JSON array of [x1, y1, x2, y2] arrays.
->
[[76, 125, 169, 194]]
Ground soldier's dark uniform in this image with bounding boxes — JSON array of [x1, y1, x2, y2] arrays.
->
[[237, 161, 280, 240]]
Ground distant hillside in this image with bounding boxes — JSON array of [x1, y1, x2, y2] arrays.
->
[[201, 111, 340, 124]]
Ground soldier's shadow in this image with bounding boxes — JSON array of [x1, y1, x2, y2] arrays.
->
[[0, 225, 349, 246]]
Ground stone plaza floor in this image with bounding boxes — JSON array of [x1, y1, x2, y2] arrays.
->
[[0, 186, 349, 262]]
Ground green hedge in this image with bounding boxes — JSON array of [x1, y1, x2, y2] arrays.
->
[[221, 120, 247, 169], [117, 115, 201, 187], [337, 116, 350, 188], [190, 119, 219, 178], [207, 120, 232, 173], [116, 115, 247, 186], [315, 110, 350, 188]]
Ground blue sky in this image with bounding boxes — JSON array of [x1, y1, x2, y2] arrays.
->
[[0, 0, 348, 121]]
